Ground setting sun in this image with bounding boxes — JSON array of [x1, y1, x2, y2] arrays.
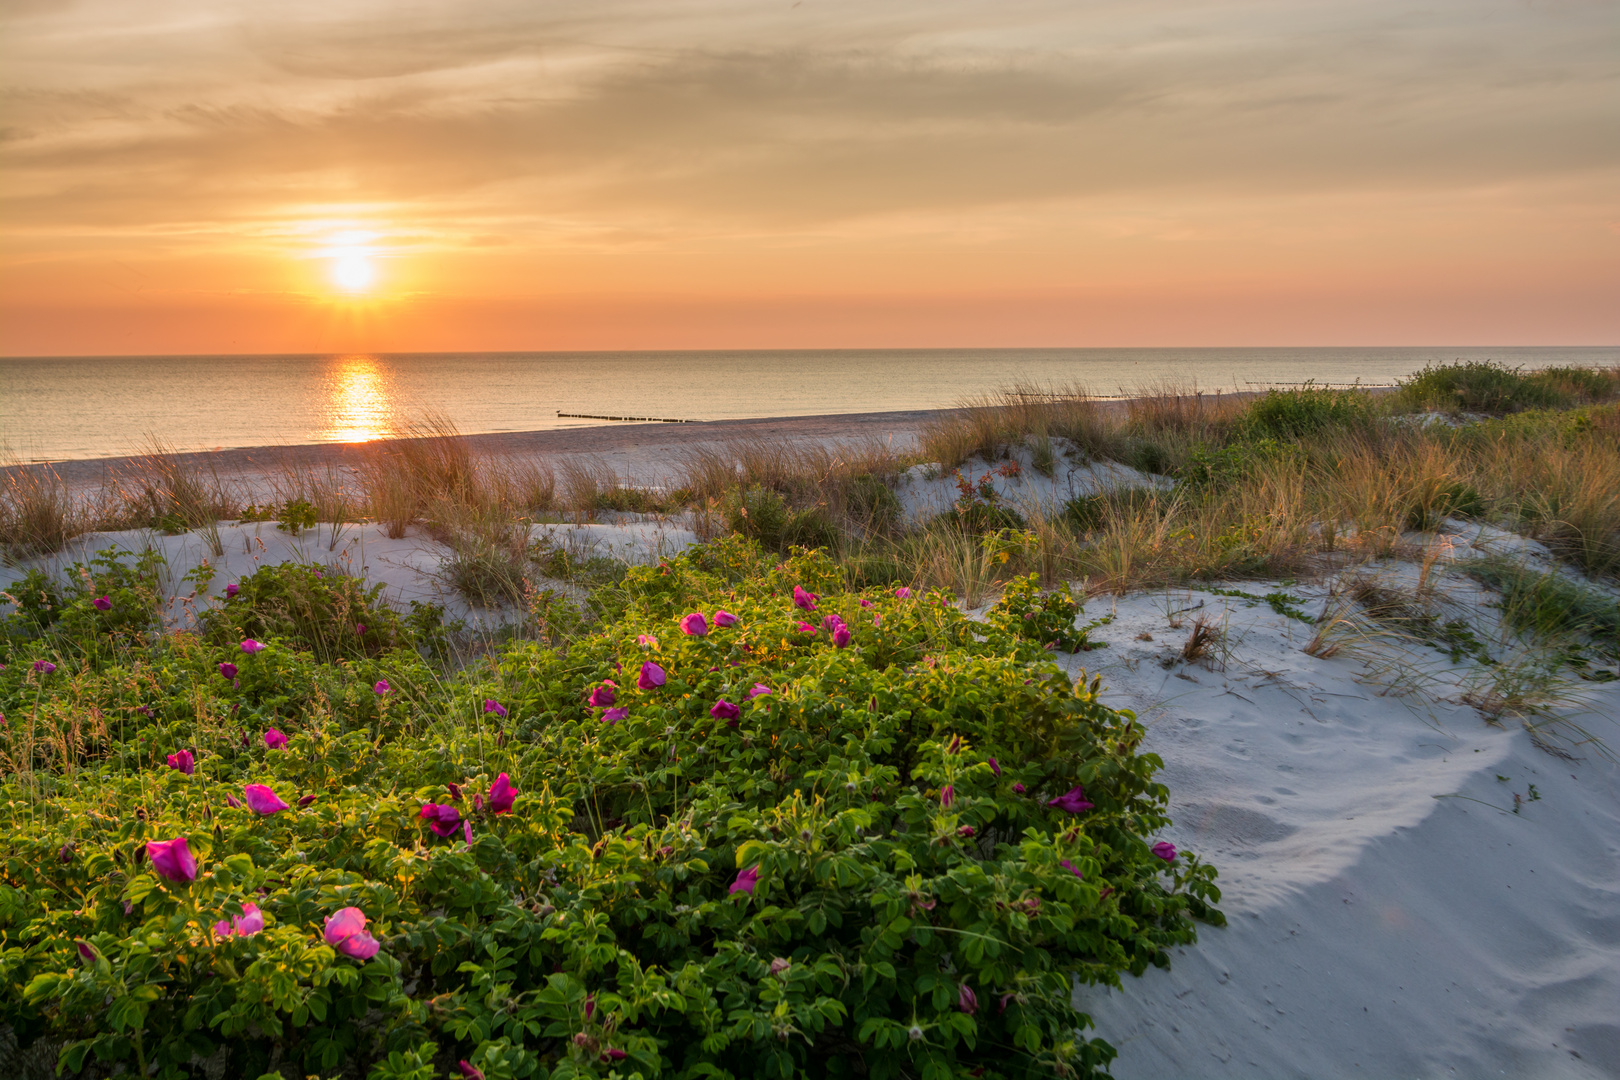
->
[[330, 249, 375, 293]]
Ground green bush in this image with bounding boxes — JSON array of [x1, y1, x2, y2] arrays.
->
[[0, 538, 1219, 1080], [1398, 361, 1568, 415], [1243, 385, 1374, 440], [198, 561, 407, 662]]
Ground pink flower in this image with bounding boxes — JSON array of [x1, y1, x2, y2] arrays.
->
[[323, 906, 380, 960], [602, 707, 628, 723], [458, 1062, 485, 1080], [710, 699, 740, 721], [792, 585, 818, 611], [225, 583, 239, 598], [873, 614, 882, 627], [987, 757, 1001, 776], [894, 587, 912, 599], [297, 794, 317, 807], [602, 1050, 627, 1062], [419, 802, 461, 837], [487, 772, 518, 814], [1047, 785, 1095, 814], [263, 728, 288, 749], [859, 599, 872, 608], [243, 784, 289, 815], [747, 683, 772, 698], [225, 794, 241, 808], [958, 984, 978, 1015], [729, 865, 760, 895], [769, 957, 791, 975], [146, 837, 197, 884], [1012, 782, 1027, 794], [713, 610, 738, 627], [637, 661, 666, 690], [945, 735, 962, 755], [218, 661, 238, 681], [679, 612, 709, 636], [1059, 858, 1083, 878], [588, 681, 617, 708], [374, 679, 390, 695], [447, 782, 462, 801], [240, 639, 265, 654], [1151, 841, 1178, 862], [832, 623, 851, 648], [463, 819, 474, 846], [483, 699, 507, 718], [93, 596, 112, 611], [76, 940, 97, 962], [165, 750, 195, 775], [212, 902, 265, 938], [33, 660, 56, 674], [940, 785, 954, 808], [637, 633, 659, 648], [793, 621, 817, 635], [355, 623, 365, 635]]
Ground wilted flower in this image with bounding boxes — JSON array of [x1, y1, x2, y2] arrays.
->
[[212, 901, 264, 938], [457, 1062, 485, 1080], [957, 824, 976, 838], [1059, 858, 1083, 878], [713, 610, 738, 627], [710, 699, 740, 721], [894, 587, 913, 599], [146, 837, 197, 884], [637, 661, 666, 689], [323, 906, 380, 960], [33, 660, 56, 674], [792, 585, 818, 611], [958, 984, 978, 1015], [602, 707, 628, 723], [747, 683, 772, 698], [487, 772, 518, 814], [769, 957, 790, 975], [263, 728, 288, 749], [243, 784, 289, 815], [165, 750, 195, 775], [297, 794, 317, 808], [240, 639, 265, 654], [225, 583, 239, 598], [419, 802, 461, 837], [483, 699, 507, 718], [58, 843, 73, 863], [1151, 841, 1178, 862], [940, 785, 954, 808], [1047, 785, 1095, 814], [447, 782, 462, 801], [679, 612, 709, 637], [92, 596, 112, 611], [588, 681, 617, 708], [729, 865, 759, 895], [987, 757, 1001, 776], [218, 661, 238, 681], [944, 735, 962, 755], [373, 679, 390, 695]]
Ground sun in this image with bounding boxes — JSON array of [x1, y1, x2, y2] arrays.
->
[[330, 248, 375, 293]]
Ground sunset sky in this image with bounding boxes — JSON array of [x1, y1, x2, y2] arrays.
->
[[2, 0, 1616, 354]]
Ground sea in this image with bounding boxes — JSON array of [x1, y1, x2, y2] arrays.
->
[[2, 347, 1614, 463]]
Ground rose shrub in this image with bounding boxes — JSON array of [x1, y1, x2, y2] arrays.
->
[[0, 537, 1218, 1080]]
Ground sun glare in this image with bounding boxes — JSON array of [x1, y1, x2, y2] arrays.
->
[[331, 250, 375, 292]]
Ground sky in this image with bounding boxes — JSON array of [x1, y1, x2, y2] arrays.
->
[[1, 0, 1616, 354]]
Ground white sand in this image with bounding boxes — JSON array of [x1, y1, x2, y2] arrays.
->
[[896, 438, 1168, 524]]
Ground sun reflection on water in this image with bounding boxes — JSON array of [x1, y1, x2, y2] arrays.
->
[[321, 355, 396, 443]]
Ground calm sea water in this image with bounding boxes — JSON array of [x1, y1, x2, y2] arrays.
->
[[3, 347, 1614, 463]]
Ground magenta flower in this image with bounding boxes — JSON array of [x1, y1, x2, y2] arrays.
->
[[713, 610, 738, 627], [483, 699, 507, 718], [225, 794, 241, 808], [243, 784, 289, 815], [958, 984, 978, 1015], [793, 621, 817, 635], [263, 728, 288, 749], [637, 633, 659, 648], [832, 623, 851, 648], [448, 782, 462, 801], [602, 707, 628, 723], [1059, 858, 1083, 878], [637, 661, 666, 690], [894, 587, 912, 599], [1048, 785, 1095, 814], [146, 837, 197, 885], [1012, 782, 1027, 794], [212, 901, 265, 938], [463, 819, 474, 846], [323, 906, 380, 960], [76, 940, 97, 962], [93, 596, 112, 611], [873, 614, 882, 627], [588, 681, 617, 708], [355, 623, 365, 635], [225, 583, 239, 598], [679, 612, 709, 637], [218, 661, 238, 681], [859, 598, 873, 608], [710, 699, 740, 721], [603, 1050, 627, 1062], [458, 1062, 485, 1080], [944, 735, 962, 755], [940, 785, 954, 808], [987, 757, 1001, 776], [729, 865, 760, 895], [792, 585, 818, 611], [374, 679, 390, 695], [1151, 841, 1178, 863], [747, 683, 772, 698], [487, 772, 518, 814], [240, 639, 265, 654], [297, 794, 317, 808], [33, 660, 56, 674], [419, 802, 461, 837], [165, 750, 195, 775]]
